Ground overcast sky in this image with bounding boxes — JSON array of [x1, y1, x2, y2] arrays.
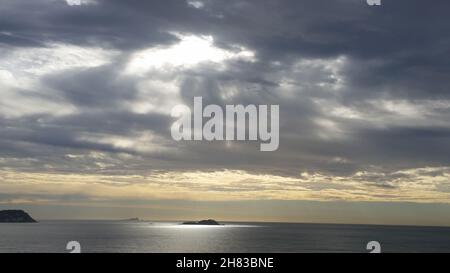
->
[[1, 0, 450, 225]]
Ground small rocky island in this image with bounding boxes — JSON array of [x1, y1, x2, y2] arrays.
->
[[0, 210, 37, 223], [182, 219, 221, 225], [122, 217, 140, 222]]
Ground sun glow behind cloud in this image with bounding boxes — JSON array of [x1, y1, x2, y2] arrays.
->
[[125, 34, 255, 75]]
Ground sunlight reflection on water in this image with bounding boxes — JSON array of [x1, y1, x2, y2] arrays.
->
[[148, 222, 260, 229]]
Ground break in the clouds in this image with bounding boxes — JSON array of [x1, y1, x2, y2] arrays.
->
[[1, 0, 450, 210]]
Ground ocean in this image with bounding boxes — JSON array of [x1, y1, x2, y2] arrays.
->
[[1, 221, 450, 253]]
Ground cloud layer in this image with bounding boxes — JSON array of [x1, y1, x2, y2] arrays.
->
[[1, 0, 450, 209]]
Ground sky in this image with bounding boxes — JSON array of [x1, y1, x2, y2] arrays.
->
[[1, 0, 450, 226]]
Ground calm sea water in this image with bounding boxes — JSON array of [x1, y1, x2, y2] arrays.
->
[[1, 221, 450, 253]]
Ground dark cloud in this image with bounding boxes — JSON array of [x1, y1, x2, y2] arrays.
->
[[44, 64, 137, 108], [0, 0, 180, 49]]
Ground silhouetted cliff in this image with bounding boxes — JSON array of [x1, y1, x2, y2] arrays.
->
[[0, 210, 37, 223]]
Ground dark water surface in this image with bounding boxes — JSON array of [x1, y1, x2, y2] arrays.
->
[[1, 221, 450, 253]]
